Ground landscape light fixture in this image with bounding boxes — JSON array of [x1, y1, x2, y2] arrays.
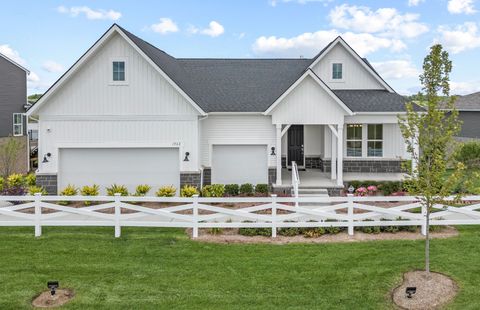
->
[[270, 147, 276, 156], [47, 281, 59, 296], [405, 287, 416, 299], [42, 153, 52, 163], [348, 185, 355, 194], [183, 152, 190, 162]]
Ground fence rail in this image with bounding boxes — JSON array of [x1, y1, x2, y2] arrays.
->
[[1, 193, 480, 238]]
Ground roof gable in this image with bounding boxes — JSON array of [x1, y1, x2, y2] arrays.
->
[[0, 52, 30, 73]]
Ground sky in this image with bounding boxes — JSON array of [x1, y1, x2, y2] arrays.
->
[[1, 0, 480, 96]]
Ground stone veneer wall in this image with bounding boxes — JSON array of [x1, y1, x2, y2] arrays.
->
[[36, 174, 58, 195], [323, 159, 404, 173], [180, 172, 201, 189], [281, 156, 323, 169]]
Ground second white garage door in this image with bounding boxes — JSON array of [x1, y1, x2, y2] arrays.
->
[[211, 145, 268, 185], [58, 148, 179, 195]]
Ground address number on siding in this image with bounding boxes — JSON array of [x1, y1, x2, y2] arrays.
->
[[172, 142, 181, 146]]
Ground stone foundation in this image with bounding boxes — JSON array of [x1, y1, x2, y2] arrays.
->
[[323, 159, 404, 173], [180, 172, 201, 189], [305, 156, 323, 169], [36, 174, 57, 195]]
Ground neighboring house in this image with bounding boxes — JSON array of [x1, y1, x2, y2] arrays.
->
[[27, 24, 415, 195], [442, 92, 480, 140], [0, 52, 29, 175]]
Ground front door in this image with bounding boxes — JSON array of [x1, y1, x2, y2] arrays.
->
[[287, 125, 304, 167]]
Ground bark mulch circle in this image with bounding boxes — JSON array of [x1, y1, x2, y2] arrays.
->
[[392, 271, 458, 309], [32, 289, 75, 308]]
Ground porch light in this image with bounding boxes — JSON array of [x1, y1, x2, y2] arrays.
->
[[405, 287, 416, 298], [47, 281, 59, 296], [270, 147, 276, 156], [348, 185, 355, 194], [183, 152, 190, 162], [42, 153, 52, 163]]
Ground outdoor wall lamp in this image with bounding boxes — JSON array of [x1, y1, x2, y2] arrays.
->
[[184, 152, 190, 161], [270, 147, 276, 156], [42, 153, 52, 163]]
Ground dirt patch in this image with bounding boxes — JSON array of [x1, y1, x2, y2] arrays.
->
[[32, 289, 74, 308], [189, 226, 458, 244], [392, 271, 458, 309]]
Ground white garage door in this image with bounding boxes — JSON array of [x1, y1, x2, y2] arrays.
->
[[212, 145, 268, 185], [58, 148, 179, 195]]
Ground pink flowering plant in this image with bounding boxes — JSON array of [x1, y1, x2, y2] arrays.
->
[[355, 187, 368, 196], [367, 185, 378, 195]]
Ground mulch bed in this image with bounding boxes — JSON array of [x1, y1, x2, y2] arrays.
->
[[392, 270, 458, 309]]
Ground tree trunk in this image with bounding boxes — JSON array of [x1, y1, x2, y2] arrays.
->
[[425, 200, 431, 276]]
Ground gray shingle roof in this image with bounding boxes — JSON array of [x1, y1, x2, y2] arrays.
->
[[448, 92, 480, 110], [119, 26, 410, 113]]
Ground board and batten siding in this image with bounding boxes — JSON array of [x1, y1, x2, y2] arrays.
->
[[270, 76, 346, 125], [36, 32, 201, 175], [281, 125, 324, 156], [200, 115, 276, 168], [311, 44, 384, 90]]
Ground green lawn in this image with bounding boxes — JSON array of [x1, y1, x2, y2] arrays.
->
[[1, 227, 480, 309]]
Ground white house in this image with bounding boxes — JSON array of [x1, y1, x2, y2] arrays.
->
[[27, 24, 416, 195]]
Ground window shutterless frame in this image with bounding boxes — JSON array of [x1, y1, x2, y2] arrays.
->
[[367, 124, 383, 157], [346, 124, 362, 157], [332, 63, 343, 80], [13, 113, 23, 136], [109, 57, 128, 85]]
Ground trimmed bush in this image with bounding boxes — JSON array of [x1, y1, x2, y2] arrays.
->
[[25, 173, 36, 186], [0, 177, 4, 192], [455, 141, 480, 169], [27, 185, 47, 195], [255, 184, 269, 195], [135, 184, 151, 196], [239, 183, 254, 196], [106, 184, 129, 196], [201, 184, 225, 197], [180, 185, 199, 197], [7, 174, 24, 187], [59, 184, 78, 205], [156, 185, 176, 197], [302, 227, 326, 238], [278, 226, 301, 237], [80, 184, 100, 206], [238, 221, 271, 236], [225, 184, 239, 196]]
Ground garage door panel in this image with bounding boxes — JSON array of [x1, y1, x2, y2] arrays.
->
[[59, 148, 179, 195], [212, 145, 267, 185]]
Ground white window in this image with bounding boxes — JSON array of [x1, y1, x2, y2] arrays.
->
[[110, 58, 128, 85], [13, 113, 23, 136], [346, 124, 362, 157], [367, 124, 383, 157], [332, 63, 343, 80]]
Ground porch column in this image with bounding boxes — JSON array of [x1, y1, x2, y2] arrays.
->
[[337, 124, 344, 186], [330, 125, 337, 180], [276, 124, 282, 185]]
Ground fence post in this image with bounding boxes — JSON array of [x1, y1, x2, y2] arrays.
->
[[34, 193, 42, 237], [271, 194, 277, 238], [347, 193, 354, 236], [421, 203, 427, 236], [114, 193, 121, 238], [192, 194, 199, 238]]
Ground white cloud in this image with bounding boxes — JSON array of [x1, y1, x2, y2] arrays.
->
[[447, 0, 476, 14], [437, 22, 480, 53], [0, 44, 27, 66], [57, 6, 121, 20], [252, 30, 406, 57], [150, 18, 179, 34], [27, 72, 40, 82], [188, 21, 225, 37], [329, 4, 429, 39], [42, 60, 64, 73], [408, 0, 425, 6], [450, 81, 480, 94], [371, 60, 420, 79]]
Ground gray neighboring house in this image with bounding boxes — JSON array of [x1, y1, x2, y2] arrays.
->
[[442, 92, 480, 140], [0, 53, 29, 137]]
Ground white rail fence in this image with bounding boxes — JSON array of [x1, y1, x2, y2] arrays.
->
[[1, 194, 480, 238]]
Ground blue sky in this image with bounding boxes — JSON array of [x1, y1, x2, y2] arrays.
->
[[1, 0, 479, 95]]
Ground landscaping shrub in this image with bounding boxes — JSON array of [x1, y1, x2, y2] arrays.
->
[[80, 184, 99, 206], [356, 220, 381, 234], [225, 184, 239, 196], [239, 183, 254, 196], [0, 177, 4, 192], [379, 181, 404, 196], [348, 180, 405, 196], [201, 184, 225, 197], [27, 185, 47, 195], [302, 227, 326, 238], [238, 221, 271, 236], [25, 173, 36, 186], [156, 185, 177, 197], [106, 184, 129, 196], [180, 185, 199, 197], [455, 141, 480, 169], [324, 219, 344, 234], [7, 173, 24, 187], [207, 227, 223, 235], [255, 184, 269, 195], [278, 226, 301, 236], [59, 184, 78, 205], [134, 184, 151, 196]]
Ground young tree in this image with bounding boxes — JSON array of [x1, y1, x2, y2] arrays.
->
[[399, 44, 465, 275], [0, 137, 22, 177]]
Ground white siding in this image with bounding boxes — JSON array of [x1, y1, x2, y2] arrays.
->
[[270, 76, 346, 125], [37, 33, 198, 116], [200, 115, 276, 167], [312, 44, 385, 90]]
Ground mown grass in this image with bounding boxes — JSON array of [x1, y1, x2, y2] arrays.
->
[[1, 226, 480, 309]]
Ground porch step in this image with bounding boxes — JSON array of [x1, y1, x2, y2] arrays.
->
[[298, 188, 329, 196]]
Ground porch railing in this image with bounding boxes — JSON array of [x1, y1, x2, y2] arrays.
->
[[292, 161, 300, 206]]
